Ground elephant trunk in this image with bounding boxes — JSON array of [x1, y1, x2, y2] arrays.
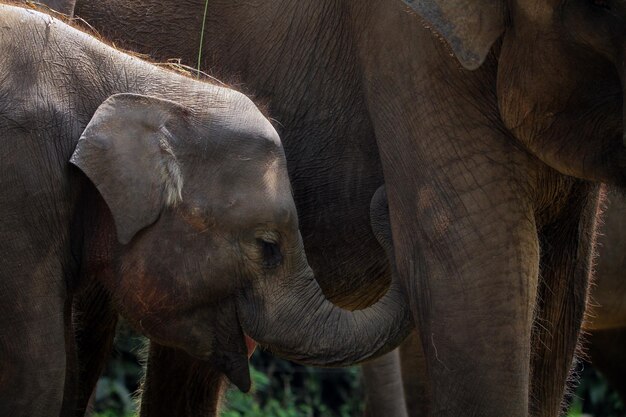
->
[[236, 234, 412, 366]]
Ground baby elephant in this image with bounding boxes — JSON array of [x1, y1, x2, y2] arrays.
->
[[0, 4, 296, 416]]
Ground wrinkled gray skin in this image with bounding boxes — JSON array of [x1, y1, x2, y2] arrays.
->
[[55, 0, 626, 415], [0, 6, 412, 417]]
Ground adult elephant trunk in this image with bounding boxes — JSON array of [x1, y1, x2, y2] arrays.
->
[[237, 232, 412, 366]]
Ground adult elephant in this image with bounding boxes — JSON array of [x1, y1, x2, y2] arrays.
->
[[64, 0, 626, 415]]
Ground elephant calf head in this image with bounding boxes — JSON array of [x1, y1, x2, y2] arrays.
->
[[70, 92, 300, 390]]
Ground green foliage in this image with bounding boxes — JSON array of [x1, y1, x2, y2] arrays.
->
[[567, 365, 625, 417]]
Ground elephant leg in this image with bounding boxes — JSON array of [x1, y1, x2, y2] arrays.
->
[[399, 330, 430, 417], [72, 281, 118, 416], [371, 168, 540, 416], [383, 178, 540, 417], [587, 327, 626, 404], [0, 269, 69, 416], [362, 347, 409, 417], [139, 342, 226, 417], [529, 184, 600, 417]]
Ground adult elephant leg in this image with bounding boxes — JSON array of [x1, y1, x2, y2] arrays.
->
[[72, 281, 118, 416], [399, 330, 430, 417], [381, 161, 539, 416], [529, 183, 600, 417], [372, 131, 539, 417], [586, 328, 626, 404], [139, 343, 225, 417], [362, 348, 409, 417]]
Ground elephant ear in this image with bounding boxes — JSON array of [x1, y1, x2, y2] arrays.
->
[[70, 93, 186, 244], [402, 0, 506, 70]]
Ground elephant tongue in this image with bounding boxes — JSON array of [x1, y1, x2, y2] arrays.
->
[[245, 335, 257, 358]]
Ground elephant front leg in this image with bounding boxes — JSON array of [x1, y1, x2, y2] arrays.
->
[[384, 177, 540, 417], [530, 183, 601, 417], [139, 342, 226, 417]]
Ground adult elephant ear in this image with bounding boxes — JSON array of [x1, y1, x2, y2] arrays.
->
[[70, 94, 186, 244], [401, 0, 507, 70]]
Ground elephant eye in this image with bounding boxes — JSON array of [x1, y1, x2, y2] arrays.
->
[[591, 0, 610, 9], [258, 239, 282, 269]]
